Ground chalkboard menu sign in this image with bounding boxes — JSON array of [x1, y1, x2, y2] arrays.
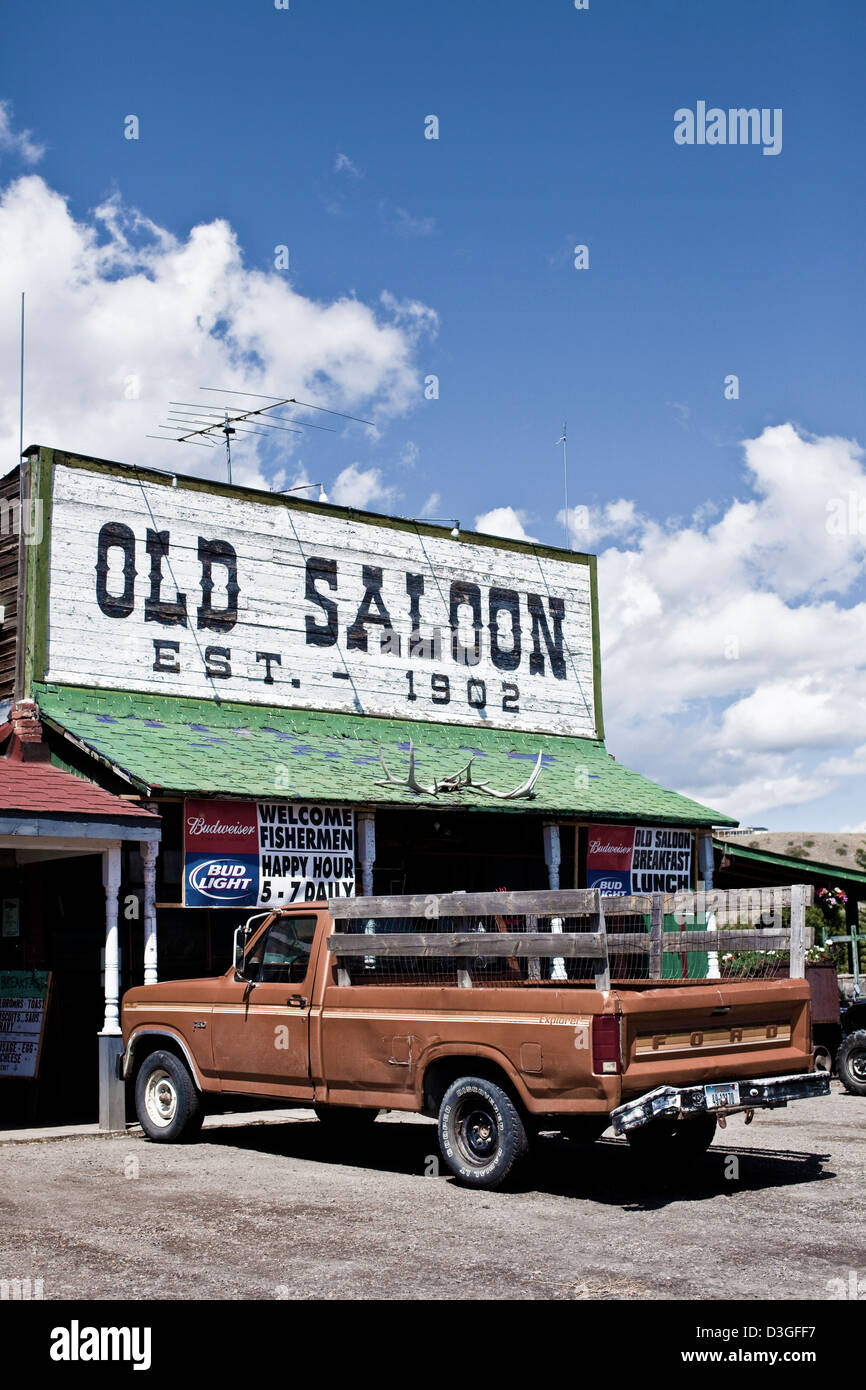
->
[[0, 971, 51, 1079]]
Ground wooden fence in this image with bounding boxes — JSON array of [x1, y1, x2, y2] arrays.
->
[[326, 885, 813, 990]]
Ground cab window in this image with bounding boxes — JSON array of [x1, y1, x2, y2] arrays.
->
[[245, 915, 317, 984]]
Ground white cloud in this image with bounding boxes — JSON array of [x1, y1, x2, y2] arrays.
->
[[334, 152, 363, 178], [558, 497, 641, 547], [0, 172, 436, 490], [330, 463, 396, 511], [379, 291, 439, 336], [0, 101, 44, 165], [380, 201, 437, 237], [474, 506, 538, 543], [420, 491, 440, 517], [590, 424, 866, 822], [489, 424, 866, 825]]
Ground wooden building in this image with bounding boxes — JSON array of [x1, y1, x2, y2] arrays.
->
[[0, 445, 737, 1124]]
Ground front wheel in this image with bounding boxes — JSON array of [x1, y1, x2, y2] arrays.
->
[[135, 1050, 203, 1143], [836, 1029, 866, 1096], [626, 1112, 717, 1161], [438, 1076, 529, 1189]]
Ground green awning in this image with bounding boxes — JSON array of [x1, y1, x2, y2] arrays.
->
[[715, 838, 866, 886], [34, 683, 736, 825]]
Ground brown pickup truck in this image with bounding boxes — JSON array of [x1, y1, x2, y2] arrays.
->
[[120, 889, 829, 1189]]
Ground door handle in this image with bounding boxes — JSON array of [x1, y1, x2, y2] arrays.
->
[[287, 996, 307, 1008]]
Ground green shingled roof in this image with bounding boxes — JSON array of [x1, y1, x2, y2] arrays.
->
[[34, 683, 736, 826]]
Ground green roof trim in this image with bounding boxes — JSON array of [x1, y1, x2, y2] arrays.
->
[[34, 683, 736, 825], [715, 839, 866, 886]]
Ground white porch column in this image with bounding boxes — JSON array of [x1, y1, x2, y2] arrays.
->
[[357, 810, 376, 896], [142, 839, 158, 986], [543, 822, 566, 981], [102, 843, 122, 1034], [99, 842, 126, 1132], [698, 831, 720, 980], [357, 810, 377, 969]]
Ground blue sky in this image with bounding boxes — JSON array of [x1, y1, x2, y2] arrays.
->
[[1, 0, 865, 830]]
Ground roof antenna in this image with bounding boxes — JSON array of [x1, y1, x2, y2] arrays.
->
[[221, 410, 235, 485], [556, 421, 570, 550], [146, 387, 375, 488], [18, 292, 24, 467]]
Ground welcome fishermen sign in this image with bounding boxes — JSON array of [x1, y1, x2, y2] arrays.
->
[[184, 799, 355, 907], [36, 453, 601, 738]]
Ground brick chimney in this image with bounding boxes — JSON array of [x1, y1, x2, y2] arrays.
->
[[8, 699, 49, 760]]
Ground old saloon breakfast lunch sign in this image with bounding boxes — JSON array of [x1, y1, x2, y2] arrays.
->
[[36, 454, 601, 738]]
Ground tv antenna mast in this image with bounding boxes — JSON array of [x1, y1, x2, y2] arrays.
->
[[556, 421, 571, 550], [148, 388, 374, 485]]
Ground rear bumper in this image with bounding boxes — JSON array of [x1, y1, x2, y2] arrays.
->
[[610, 1070, 830, 1135]]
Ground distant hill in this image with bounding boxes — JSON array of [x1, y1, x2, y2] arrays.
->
[[716, 831, 866, 876]]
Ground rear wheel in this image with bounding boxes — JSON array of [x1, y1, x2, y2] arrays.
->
[[135, 1050, 203, 1143], [438, 1076, 529, 1189], [626, 1112, 717, 1161], [836, 1029, 866, 1096]]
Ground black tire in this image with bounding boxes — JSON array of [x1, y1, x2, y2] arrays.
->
[[135, 1050, 203, 1142], [313, 1103, 380, 1130], [438, 1075, 529, 1189], [812, 1044, 833, 1074], [626, 1112, 717, 1162], [836, 1029, 866, 1096]]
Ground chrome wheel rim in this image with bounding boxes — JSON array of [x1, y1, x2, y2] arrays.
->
[[144, 1068, 177, 1127]]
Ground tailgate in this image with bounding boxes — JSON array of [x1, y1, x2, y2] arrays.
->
[[614, 977, 813, 1098]]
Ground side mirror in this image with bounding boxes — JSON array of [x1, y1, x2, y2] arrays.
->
[[233, 924, 249, 980]]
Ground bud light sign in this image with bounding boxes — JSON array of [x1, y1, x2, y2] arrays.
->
[[188, 859, 258, 902], [184, 799, 355, 907], [184, 802, 259, 907]]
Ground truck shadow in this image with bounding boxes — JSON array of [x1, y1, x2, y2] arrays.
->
[[527, 1135, 835, 1210], [201, 1118, 835, 1208]]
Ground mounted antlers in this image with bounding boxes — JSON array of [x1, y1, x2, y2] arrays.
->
[[375, 740, 543, 800]]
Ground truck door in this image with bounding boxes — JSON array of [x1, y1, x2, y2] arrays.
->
[[211, 913, 318, 1098]]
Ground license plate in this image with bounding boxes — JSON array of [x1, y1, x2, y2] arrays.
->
[[704, 1082, 740, 1109]]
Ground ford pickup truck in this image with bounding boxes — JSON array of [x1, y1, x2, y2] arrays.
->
[[120, 888, 829, 1189]]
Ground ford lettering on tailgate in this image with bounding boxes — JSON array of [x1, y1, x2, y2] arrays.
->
[[635, 1022, 791, 1055]]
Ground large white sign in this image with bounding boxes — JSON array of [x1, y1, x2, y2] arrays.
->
[[43, 460, 599, 736], [184, 798, 355, 907]]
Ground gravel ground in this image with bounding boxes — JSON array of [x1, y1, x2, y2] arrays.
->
[[1, 1082, 863, 1301]]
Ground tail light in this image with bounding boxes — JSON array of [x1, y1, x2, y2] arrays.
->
[[592, 1014, 622, 1074]]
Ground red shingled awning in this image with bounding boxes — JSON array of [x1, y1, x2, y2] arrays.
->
[[0, 755, 158, 821]]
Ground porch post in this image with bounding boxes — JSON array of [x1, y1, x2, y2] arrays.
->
[[142, 839, 158, 986], [698, 831, 720, 979], [845, 896, 862, 995], [790, 883, 807, 979], [98, 842, 125, 1132], [357, 810, 377, 971], [357, 810, 376, 897], [543, 822, 566, 981]]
